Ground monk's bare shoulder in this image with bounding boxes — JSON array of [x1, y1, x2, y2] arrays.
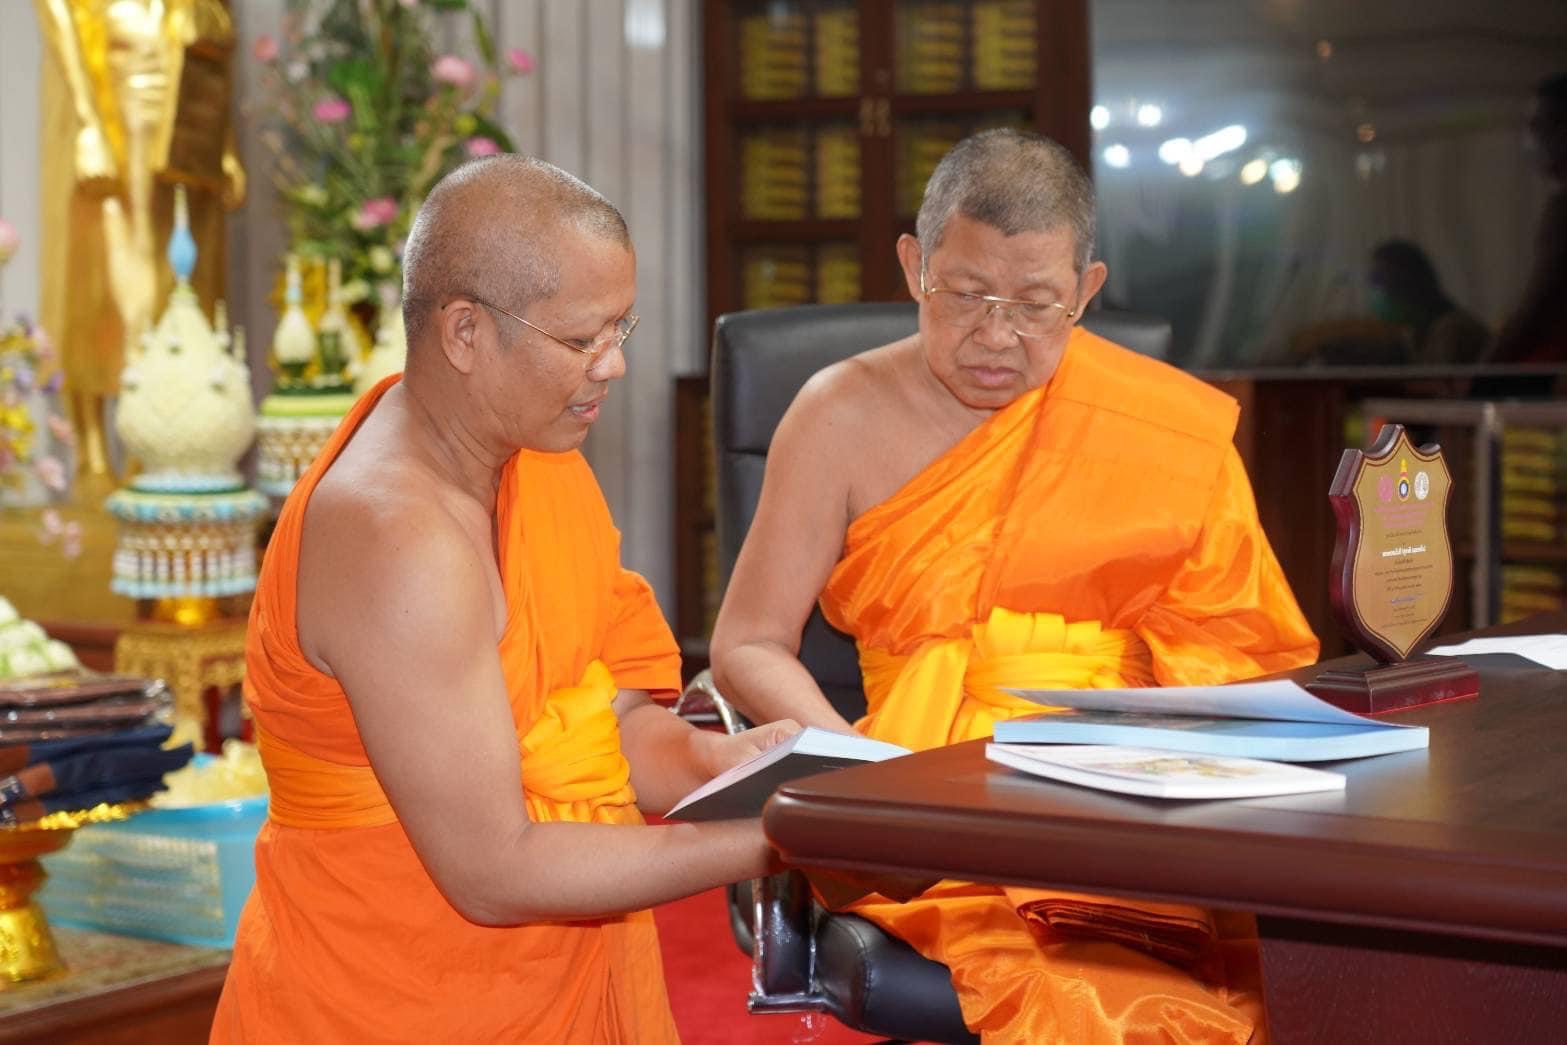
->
[[781, 335, 920, 454], [298, 446, 499, 671]]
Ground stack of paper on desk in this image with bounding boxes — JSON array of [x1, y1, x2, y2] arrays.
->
[[995, 679, 1428, 762]]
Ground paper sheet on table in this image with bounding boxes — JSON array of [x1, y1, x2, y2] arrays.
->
[[1425, 633, 1567, 670], [1005, 679, 1377, 725]]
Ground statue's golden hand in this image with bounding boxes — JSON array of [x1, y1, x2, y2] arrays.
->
[[102, 195, 157, 348], [74, 125, 120, 190], [221, 149, 247, 209]]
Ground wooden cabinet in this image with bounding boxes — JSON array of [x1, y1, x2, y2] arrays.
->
[[1358, 398, 1567, 632], [701, 0, 1089, 320]]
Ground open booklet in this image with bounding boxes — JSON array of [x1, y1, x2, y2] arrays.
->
[[665, 727, 909, 822], [996, 679, 1428, 762], [987, 744, 1347, 800]]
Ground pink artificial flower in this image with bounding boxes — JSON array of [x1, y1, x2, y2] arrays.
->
[[464, 137, 501, 158], [431, 55, 477, 92], [506, 48, 534, 76], [40, 508, 63, 537], [353, 197, 399, 230], [252, 34, 279, 63], [0, 218, 17, 265], [313, 96, 352, 124], [62, 520, 83, 559], [47, 415, 75, 445], [35, 456, 67, 494], [31, 326, 54, 362]]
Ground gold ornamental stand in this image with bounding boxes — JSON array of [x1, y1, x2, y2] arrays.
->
[[0, 803, 145, 984], [114, 616, 248, 735]]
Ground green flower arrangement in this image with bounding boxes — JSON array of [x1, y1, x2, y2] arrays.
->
[[254, 0, 529, 301]]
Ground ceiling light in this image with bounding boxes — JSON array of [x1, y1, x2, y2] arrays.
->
[[1103, 144, 1132, 169], [1194, 125, 1248, 162], [1240, 158, 1268, 185], [1178, 155, 1204, 177], [1091, 105, 1111, 131], [1270, 158, 1302, 194], [1158, 137, 1192, 165], [1136, 104, 1163, 128]]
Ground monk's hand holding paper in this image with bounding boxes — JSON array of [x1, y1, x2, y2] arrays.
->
[[696, 718, 803, 779]]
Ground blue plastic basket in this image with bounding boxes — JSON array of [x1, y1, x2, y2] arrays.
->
[[39, 761, 267, 949]]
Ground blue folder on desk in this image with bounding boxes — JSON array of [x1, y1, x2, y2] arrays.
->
[[993, 709, 1428, 762]]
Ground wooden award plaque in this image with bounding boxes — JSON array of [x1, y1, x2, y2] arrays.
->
[[1309, 424, 1479, 715]]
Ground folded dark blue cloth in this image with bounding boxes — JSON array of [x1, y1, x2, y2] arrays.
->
[[0, 724, 175, 774], [0, 742, 194, 807], [0, 775, 174, 826]]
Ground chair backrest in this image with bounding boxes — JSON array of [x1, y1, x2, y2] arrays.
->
[[709, 301, 1173, 722]]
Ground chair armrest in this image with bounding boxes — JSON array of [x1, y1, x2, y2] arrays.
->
[[673, 668, 753, 735]]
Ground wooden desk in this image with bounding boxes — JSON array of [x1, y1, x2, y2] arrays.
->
[[764, 616, 1567, 1043], [0, 928, 227, 1044]]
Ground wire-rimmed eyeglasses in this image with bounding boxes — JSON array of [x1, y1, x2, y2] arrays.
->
[[458, 294, 639, 365], [919, 266, 1077, 340]]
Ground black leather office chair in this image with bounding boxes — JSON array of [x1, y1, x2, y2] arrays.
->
[[677, 300, 1174, 1043]]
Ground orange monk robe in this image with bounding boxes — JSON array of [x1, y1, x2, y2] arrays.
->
[[819, 328, 1320, 1044], [211, 378, 682, 1044]]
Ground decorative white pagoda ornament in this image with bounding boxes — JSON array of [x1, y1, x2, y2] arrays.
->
[[254, 255, 369, 498], [354, 281, 408, 395], [105, 188, 267, 611]]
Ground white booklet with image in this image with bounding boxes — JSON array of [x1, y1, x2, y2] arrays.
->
[[986, 743, 1347, 800]]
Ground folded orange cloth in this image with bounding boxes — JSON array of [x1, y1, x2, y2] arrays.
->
[[1016, 892, 1217, 972]]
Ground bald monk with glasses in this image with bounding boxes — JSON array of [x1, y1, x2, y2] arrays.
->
[[213, 156, 798, 1043]]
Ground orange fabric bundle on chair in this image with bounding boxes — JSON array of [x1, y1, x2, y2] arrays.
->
[[1016, 892, 1218, 973], [818, 329, 1320, 1044]]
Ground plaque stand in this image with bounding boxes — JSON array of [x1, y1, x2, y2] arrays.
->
[[1306, 656, 1478, 716], [1309, 424, 1478, 716]]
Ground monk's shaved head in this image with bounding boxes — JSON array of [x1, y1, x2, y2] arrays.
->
[[402, 155, 630, 346]]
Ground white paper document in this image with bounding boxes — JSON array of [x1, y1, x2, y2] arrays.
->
[[1425, 634, 1567, 671], [987, 744, 1347, 800]]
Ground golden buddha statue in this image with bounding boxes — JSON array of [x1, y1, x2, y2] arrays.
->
[[34, 0, 245, 484]]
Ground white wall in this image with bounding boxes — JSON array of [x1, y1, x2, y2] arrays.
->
[[7, 0, 703, 614], [0, 1, 41, 319]]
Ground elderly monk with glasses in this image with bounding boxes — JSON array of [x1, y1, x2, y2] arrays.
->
[[212, 156, 798, 1043], [710, 129, 1319, 1044]]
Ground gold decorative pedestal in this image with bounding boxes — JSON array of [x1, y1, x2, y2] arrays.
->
[[0, 804, 143, 985], [114, 618, 248, 734]]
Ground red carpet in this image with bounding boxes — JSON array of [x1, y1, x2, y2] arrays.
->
[[654, 886, 886, 1044]]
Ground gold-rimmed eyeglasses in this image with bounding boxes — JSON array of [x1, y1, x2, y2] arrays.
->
[[459, 295, 639, 365], [919, 266, 1077, 339]]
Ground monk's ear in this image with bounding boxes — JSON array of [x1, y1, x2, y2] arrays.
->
[[1073, 261, 1109, 320], [895, 234, 924, 302], [438, 300, 481, 375]]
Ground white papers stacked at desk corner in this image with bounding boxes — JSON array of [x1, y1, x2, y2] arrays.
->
[[1426, 633, 1567, 670], [986, 744, 1347, 800]]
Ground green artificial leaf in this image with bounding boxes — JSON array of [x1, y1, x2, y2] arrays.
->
[[470, 9, 497, 66]]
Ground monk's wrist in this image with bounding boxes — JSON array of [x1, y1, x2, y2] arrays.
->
[[687, 726, 729, 780]]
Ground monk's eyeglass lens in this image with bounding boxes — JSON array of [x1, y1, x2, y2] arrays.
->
[[920, 267, 1076, 339], [463, 295, 639, 365]]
